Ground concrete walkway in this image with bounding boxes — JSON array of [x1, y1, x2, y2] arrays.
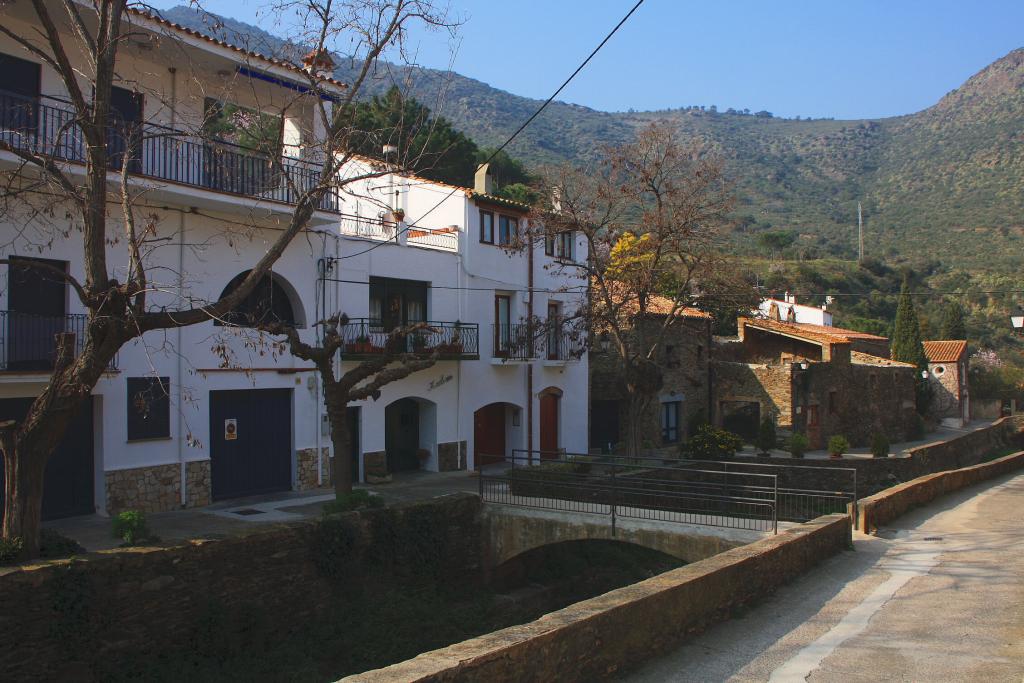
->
[[621, 471, 1024, 682], [45, 469, 479, 552]]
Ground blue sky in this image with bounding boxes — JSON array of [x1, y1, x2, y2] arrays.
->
[[152, 0, 1024, 120]]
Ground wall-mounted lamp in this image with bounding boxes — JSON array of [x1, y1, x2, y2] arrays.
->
[[599, 331, 610, 353], [798, 362, 809, 371]]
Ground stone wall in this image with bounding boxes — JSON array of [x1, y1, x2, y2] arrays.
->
[[296, 447, 331, 490], [858, 450, 1024, 532], [0, 494, 483, 682], [344, 513, 851, 683], [927, 360, 966, 421], [105, 463, 181, 515], [589, 316, 712, 450], [106, 461, 211, 515], [712, 361, 792, 429], [363, 450, 388, 482], [437, 440, 467, 471]]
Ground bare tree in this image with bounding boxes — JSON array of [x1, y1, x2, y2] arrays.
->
[[0, 0, 451, 558], [533, 122, 748, 457], [263, 316, 441, 496]]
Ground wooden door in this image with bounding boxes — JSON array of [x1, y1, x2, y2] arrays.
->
[[474, 404, 506, 466], [539, 393, 559, 459], [385, 398, 420, 472]]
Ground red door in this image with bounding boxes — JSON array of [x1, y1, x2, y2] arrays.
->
[[540, 393, 559, 459], [474, 404, 506, 466]]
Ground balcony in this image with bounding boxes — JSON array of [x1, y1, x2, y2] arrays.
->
[[337, 319, 479, 361], [543, 323, 586, 363], [338, 213, 459, 252], [0, 90, 339, 212], [0, 311, 117, 372], [492, 323, 539, 362]]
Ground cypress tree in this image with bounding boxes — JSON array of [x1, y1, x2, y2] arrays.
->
[[939, 300, 967, 340], [892, 277, 927, 367]]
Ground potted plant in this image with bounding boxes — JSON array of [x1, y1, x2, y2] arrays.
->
[[411, 332, 429, 353], [870, 432, 890, 458], [347, 334, 373, 354], [441, 322, 465, 355], [827, 435, 849, 460], [755, 415, 776, 457], [788, 432, 809, 459]]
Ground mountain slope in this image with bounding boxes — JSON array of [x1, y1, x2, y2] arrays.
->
[[159, 7, 1024, 272]]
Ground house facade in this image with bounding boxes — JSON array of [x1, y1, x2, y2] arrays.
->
[[712, 318, 917, 448], [923, 340, 969, 428], [589, 304, 712, 454], [0, 4, 588, 519]]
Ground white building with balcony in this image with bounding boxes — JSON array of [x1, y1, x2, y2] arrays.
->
[[0, 2, 588, 519]]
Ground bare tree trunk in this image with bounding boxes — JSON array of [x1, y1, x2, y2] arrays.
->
[[624, 391, 651, 460], [1, 437, 46, 558], [325, 388, 354, 497]]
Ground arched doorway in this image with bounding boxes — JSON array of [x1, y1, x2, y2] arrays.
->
[[384, 397, 437, 473], [216, 270, 304, 328], [474, 402, 522, 466], [539, 387, 562, 459]]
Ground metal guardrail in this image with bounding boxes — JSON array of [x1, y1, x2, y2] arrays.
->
[[0, 310, 117, 371], [480, 450, 779, 533], [492, 323, 538, 361], [336, 318, 479, 360], [0, 89, 340, 212]]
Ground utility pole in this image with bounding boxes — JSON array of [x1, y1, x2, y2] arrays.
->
[[857, 201, 864, 263]]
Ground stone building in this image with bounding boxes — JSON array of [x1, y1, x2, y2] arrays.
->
[[589, 301, 712, 453], [712, 318, 917, 448], [923, 340, 969, 427]]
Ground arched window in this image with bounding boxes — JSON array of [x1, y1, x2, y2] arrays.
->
[[215, 271, 301, 328]]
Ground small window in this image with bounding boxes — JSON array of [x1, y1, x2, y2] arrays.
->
[[696, 344, 704, 362], [828, 390, 838, 416], [933, 364, 946, 377], [661, 401, 681, 443], [665, 345, 680, 369], [498, 215, 517, 245], [479, 210, 494, 243], [127, 377, 170, 441], [544, 234, 554, 256], [556, 231, 574, 260]]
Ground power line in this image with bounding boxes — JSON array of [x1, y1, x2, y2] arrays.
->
[[338, 0, 646, 260]]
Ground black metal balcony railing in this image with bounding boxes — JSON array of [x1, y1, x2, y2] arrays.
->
[[544, 323, 586, 361], [337, 319, 479, 360], [0, 310, 117, 371], [492, 323, 539, 361], [0, 89, 340, 212]]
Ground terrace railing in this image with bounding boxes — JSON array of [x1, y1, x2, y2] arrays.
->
[[0, 89, 340, 212], [336, 318, 479, 360], [492, 323, 539, 361], [0, 310, 117, 371]]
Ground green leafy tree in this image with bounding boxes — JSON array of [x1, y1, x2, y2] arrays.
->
[[347, 86, 479, 186], [939, 300, 967, 340], [892, 277, 932, 412], [755, 415, 776, 455]]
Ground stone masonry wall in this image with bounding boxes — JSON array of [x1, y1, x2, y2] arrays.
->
[[185, 460, 211, 508], [297, 447, 332, 490], [105, 464, 181, 515], [590, 317, 712, 451], [712, 361, 792, 429], [1, 494, 483, 682], [438, 440, 467, 471], [928, 360, 965, 421]]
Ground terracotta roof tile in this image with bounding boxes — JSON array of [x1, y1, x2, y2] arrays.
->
[[785, 321, 888, 341], [740, 318, 850, 346], [922, 340, 968, 363], [852, 351, 915, 368]]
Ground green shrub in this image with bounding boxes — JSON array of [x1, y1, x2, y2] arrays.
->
[[788, 432, 810, 459], [322, 489, 385, 515], [0, 536, 23, 565], [870, 432, 890, 458], [39, 528, 85, 559], [112, 510, 152, 546], [684, 425, 744, 460], [755, 415, 777, 455], [827, 435, 850, 457], [905, 413, 926, 441]]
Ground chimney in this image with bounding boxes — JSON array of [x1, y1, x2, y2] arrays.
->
[[474, 163, 494, 195], [301, 48, 336, 79]]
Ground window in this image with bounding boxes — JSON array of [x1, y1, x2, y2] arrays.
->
[[664, 344, 680, 369], [828, 390, 838, 416], [697, 344, 704, 362], [661, 401, 681, 444], [479, 210, 494, 243], [498, 215, 517, 246], [127, 377, 170, 441], [369, 277, 428, 330], [216, 271, 299, 328], [545, 230, 574, 259], [494, 294, 512, 355]]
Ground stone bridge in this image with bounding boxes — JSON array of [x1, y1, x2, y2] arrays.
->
[[480, 504, 773, 570]]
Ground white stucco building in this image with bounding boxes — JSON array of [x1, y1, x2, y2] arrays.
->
[[0, 3, 588, 519], [757, 293, 833, 326]]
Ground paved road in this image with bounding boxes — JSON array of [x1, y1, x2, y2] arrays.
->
[[623, 472, 1024, 682]]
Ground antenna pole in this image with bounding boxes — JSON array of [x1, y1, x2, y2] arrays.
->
[[857, 201, 864, 263]]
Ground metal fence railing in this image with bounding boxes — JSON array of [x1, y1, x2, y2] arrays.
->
[[492, 323, 539, 361], [0, 310, 117, 371], [336, 318, 479, 360], [480, 450, 780, 533], [0, 89, 340, 212]]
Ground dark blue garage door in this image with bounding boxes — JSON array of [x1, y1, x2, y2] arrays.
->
[[209, 389, 292, 500], [0, 396, 95, 520]]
